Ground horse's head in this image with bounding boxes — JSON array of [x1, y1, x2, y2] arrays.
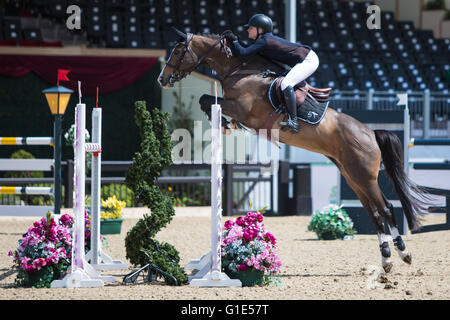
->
[[158, 29, 232, 88], [158, 28, 199, 88]]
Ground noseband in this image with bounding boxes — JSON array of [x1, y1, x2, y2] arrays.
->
[[164, 33, 229, 85]]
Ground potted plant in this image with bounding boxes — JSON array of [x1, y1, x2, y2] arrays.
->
[[307, 204, 357, 240], [8, 211, 91, 288], [100, 195, 126, 235], [421, 0, 446, 38], [221, 211, 282, 287]]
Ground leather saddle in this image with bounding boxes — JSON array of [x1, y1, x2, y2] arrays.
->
[[272, 76, 332, 107], [268, 76, 332, 125]]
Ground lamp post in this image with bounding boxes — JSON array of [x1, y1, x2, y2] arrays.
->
[[42, 86, 73, 215]]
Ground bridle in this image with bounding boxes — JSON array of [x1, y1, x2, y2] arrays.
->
[[164, 32, 231, 86]]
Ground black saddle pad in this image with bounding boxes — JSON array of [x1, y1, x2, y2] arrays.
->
[[296, 95, 329, 125], [268, 78, 329, 125]]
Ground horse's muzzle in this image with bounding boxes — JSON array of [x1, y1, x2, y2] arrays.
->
[[157, 75, 176, 88]]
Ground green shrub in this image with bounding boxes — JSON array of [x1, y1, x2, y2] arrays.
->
[[445, 9, 450, 20], [124, 101, 188, 285], [424, 0, 445, 10], [308, 205, 357, 240]]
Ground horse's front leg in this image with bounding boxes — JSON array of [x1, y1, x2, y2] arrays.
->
[[199, 94, 240, 129]]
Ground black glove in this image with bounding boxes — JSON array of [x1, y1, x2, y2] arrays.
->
[[224, 32, 238, 43]]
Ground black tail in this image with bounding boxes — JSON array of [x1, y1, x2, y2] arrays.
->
[[374, 130, 430, 231]]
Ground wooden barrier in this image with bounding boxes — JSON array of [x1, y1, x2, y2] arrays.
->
[[0, 137, 55, 216], [0, 137, 54, 146]]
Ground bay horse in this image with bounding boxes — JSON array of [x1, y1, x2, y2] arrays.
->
[[157, 30, 429, 273]]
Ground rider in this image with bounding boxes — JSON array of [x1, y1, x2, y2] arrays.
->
[[225, 14, 319, 133]]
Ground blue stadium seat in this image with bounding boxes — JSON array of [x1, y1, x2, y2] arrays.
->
[[3, 17, 21, 42]]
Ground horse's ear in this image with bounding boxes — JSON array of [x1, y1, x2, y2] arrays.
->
[[171, 26, 187, 40]]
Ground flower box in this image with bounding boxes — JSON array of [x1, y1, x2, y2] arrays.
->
[[221, 211, 282, 287], [225, 269, 265, 287], [100, 218, 123, 235]]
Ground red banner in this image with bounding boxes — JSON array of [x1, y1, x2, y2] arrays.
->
[[0, 55, 159, 95]]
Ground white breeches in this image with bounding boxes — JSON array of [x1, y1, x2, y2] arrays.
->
[[281, 49, 319, 90]]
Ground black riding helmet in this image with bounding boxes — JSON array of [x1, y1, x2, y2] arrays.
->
[[244, 14, 273, 37]]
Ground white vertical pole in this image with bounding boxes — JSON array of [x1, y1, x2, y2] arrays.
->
[[284, 0, 297, 163], [91, 108, 101, 266], [187, 83, 241, 287], [403, 94, 410, 235], [85, 102, 127, 270], [210, 102, 222, 278], [423, 89, 430, 139], [72, 103, 86, 271], [285, 0, 297, 42], [51, 103, 112, 288], [397, 93, 409, 236]]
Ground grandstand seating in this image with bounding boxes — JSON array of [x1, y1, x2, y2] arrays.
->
[[0, 0, 449, 92]]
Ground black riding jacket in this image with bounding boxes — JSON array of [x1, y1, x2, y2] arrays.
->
[[231, 33, 311, 67]]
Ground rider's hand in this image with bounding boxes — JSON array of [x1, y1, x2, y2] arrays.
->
[[224, 32, 238, 43]]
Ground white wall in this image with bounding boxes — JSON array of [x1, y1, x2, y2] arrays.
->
[[397, 0, 422, 27], [375, 0, 396, 12], [161, 71, 216, 131]]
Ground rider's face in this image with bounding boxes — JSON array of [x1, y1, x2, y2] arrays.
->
[[247, 26, 258, 40]]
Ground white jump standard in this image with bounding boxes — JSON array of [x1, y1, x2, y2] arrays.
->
[[85, 106, 127, 271], [51, 100, 126, 288], [185, 97, 241, 287], [51, 103, 105, 287]]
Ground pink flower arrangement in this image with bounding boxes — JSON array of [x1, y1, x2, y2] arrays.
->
[[221, 211, 282, 276], [8, 210, 92, 288]]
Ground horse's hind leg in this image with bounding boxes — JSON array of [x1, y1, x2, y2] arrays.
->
[[352, 185, 394, 273], [343, 166, 395, 273], [381, 193, 412, 265]]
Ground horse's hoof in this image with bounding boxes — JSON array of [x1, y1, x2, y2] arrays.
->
[[402, 252, 412, 265], [382, 261, 393, 273], [396, 248, 412, 265]]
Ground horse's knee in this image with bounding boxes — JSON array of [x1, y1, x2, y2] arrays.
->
[[199, 94, 214, 108]]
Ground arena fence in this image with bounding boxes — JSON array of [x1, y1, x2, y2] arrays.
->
[[331, 90, 450, 138]]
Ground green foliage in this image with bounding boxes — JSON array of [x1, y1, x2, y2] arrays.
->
[[445, 10, 450, 20], [424, 0, 445, 10], [307, 205, 357, 240], [100, 184, 135, 207], [15, 261, 69, 289], [167, 91, 195, 136], [5, 149, 44, 178], [64, 123, 92, 171], [124, 101, 188, 285]]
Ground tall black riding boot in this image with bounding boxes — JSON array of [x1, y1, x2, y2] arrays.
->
[[279, 85, 299, 133]]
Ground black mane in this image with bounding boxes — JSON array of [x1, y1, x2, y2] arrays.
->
[[197, 33, 221, 39]]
